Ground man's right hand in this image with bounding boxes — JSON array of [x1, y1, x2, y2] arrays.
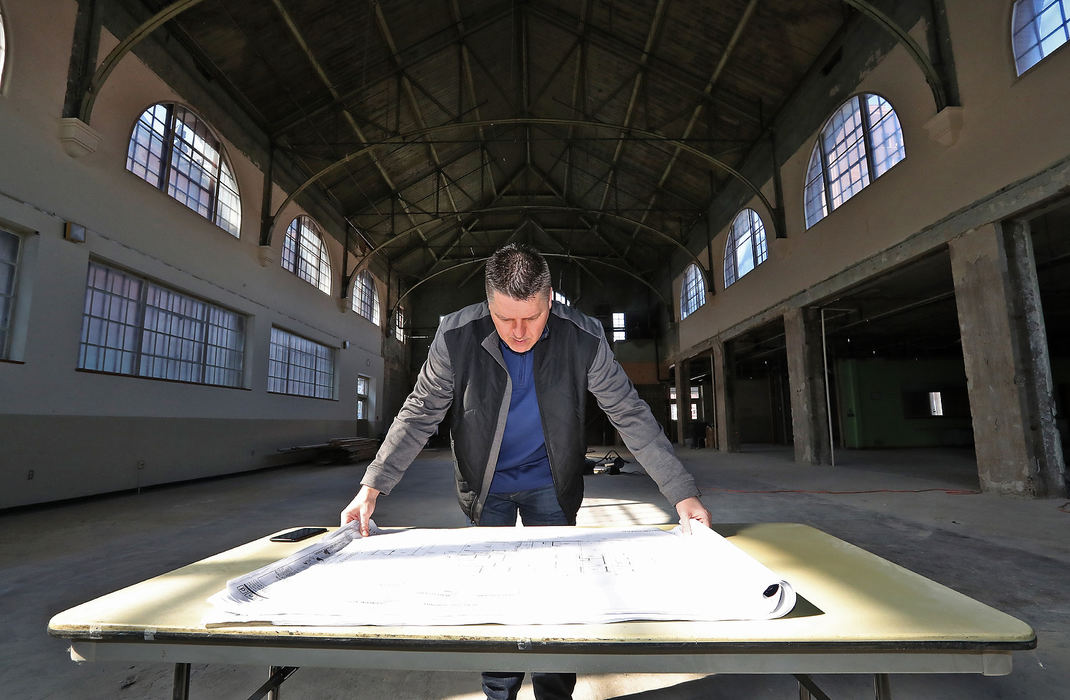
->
[[341, 485, 380, 536]]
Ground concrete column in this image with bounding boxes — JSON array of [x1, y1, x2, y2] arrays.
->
[[711, 340, 739, 452], [783, 307, 831, 465], [949, 222, 1066, 496]]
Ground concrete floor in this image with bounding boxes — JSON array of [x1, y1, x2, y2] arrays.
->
[[3, 445, 1068, 699]]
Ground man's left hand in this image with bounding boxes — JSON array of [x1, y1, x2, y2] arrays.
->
[[675, 496, 711, 534]]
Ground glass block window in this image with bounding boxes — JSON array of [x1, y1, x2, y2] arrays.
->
[[1013, 0, 1070, 74], [282, 215, 332, 294], [680, 263, 706, 320], [553, 290, 571, 307], [78, 261, 245, 387], [352, 270, 380, 325], [268, 327, 335, 399], [126, 103, 242, 237], [356, 375, 370, 420], [724, 208, 768, 287], [804, 94, 905, 229], [0, 229, 21, 359], [394, 306, 406, 342], [612, 312, 626, 341]]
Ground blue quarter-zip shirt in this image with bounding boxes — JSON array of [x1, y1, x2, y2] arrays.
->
[[489, 339, 554, 493]]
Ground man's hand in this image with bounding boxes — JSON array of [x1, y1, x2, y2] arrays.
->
[[341, 485, 381, 536], [674, 496, 711, 534]]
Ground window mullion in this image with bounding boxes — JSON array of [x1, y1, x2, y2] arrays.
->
[[198, 311, 209, 384], [159, 105, 177, 194], [858, 95, 878, 184], [134, 281, 149, 377], [210, 157, 222, 226], [818, 138, 834, 216]]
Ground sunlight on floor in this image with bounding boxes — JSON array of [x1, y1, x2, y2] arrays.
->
[[440, 672, 712, 700], [575, 497, 674, 526]]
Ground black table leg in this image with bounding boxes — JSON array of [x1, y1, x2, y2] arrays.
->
[[172, 663, 190, 700], [874, 673, 892, 699], [794, 674, 832, 700]]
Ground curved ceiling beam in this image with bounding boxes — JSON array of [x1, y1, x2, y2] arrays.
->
[[271, 117, 781, 239], [347, 204, 713, 295], [79, 0, 209, 123], [391, 253, 668, 313], [842, 0, 950, 111]]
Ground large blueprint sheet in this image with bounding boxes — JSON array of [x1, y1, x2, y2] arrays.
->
[[207, 522, 796, 626]]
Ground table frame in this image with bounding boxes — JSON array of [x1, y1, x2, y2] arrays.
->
[[49, 523, 1036, 700]]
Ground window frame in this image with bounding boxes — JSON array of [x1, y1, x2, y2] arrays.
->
[[352, 269, 381, 326], [1012, 0, 1070, 75], [804, 93, 905, 229], [0, 227, 22, 360], [612, 312, 626, 342], [0, 5, 7, 91], [267, 326, 336, 400], [680, 263, 706, 320], [77, 261, 246, 388], [356, 375, 370, 420], [394, 306, 406, 342], [724, 208, 769, 288], [125, 102, 243, 237], [282, 215, 332, 295]]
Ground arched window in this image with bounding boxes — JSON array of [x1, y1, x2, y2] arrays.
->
[[1013, 0, 1069, 75], [126, 103, 242, 236], [352, 270, 380, 325], [724, 209, 768, 287], [804, 94, 905, 229], [680, 263, 705, 320], [282, 215, 332, 294], [0, 6, 7, 90]]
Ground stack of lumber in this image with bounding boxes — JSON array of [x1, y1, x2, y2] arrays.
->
[[281, 437, 380, 464]]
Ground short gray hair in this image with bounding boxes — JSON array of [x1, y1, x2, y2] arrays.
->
[[485, 243, 551, 300]]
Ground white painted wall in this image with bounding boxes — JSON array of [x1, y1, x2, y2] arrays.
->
[[0, 0, 388, 506]]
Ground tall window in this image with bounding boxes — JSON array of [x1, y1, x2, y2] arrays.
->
[[553, 290, 571, 307], [126, 103, 242, 237], [669, 387, 678, 422], [0, 6, 7, 90], [804, 94, 905, 229], [352, 270, 380, 325], [282, 215, 331, 294], [0, 229, 21, 359], [356, 375, 370, 420], [1013, 0, 1070, 74], [612, 312, 626, 341], [268, 327, 335, 399], [394, 306, 406, 342], [78, 262, 245, 387], [724, 208, 768, 287], [680, 264, 705, 320]]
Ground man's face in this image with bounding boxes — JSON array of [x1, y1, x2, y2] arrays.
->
[[487, 288, 552, 353]]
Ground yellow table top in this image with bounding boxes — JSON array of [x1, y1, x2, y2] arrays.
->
[[48, 523, 1035, 654]]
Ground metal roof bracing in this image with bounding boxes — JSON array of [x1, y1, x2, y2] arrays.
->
[[86, 0, 877, 301]]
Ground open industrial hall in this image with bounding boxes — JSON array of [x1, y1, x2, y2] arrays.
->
[[1, 1, 1068, 698]]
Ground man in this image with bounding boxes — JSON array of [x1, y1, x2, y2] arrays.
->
[[341, 243, 710, 700]]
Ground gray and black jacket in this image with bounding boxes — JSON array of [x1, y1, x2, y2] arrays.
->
[[360, 300, 700, 524]]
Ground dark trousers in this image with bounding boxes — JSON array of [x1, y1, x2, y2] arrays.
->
[[477, 485, 577, 700]]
